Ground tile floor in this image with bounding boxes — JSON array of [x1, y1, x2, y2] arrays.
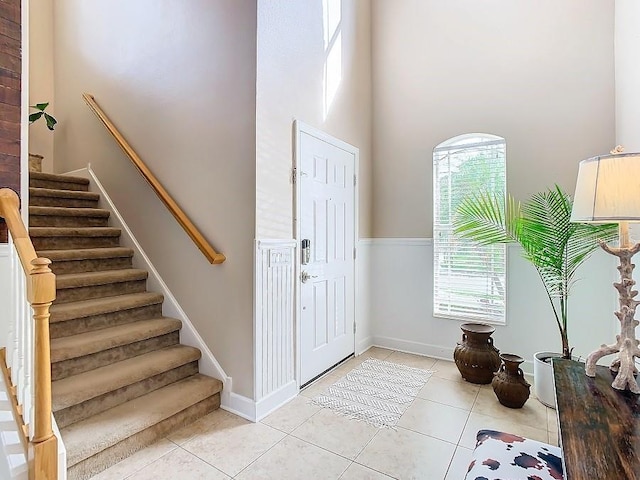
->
[[90, 347, 558, 480]]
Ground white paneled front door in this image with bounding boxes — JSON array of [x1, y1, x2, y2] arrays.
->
[[296, 122, 357, 386]]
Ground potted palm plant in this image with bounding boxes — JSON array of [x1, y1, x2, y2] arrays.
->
[[28, 102, 57, 172], [453, 185, 617, 407]]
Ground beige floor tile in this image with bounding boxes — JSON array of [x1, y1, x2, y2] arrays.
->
[[417, 376, 480, 410], [472, 387, 548, 430], [459, 412, 549, 450], [444, 446, 473, 480], [356, 427, 456, 480], [431, 359, 465, 382], [166, 408, 238, 446], [548, 430, 559, 446], [397, 397, 469, 444], [300, 373, 342, 398], [235, 436, 350, 480], [90, 438, 177, 480], [181, 413, 286, 477], [261, 395, 321, 433], [126, 448, 230, 480], [385, 351, 438, 370], [547, 407, 559, 433], [332, 356, 368, 376], [340, 462, 394, 479], [292, 408, 379, 459], [361, 346, 394, 360]]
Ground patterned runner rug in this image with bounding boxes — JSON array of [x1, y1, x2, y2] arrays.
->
[[312, 358, 433, 428]]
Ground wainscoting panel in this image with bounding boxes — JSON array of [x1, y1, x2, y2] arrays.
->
[[366, 238, 618, 375], [254, 240, 297, 403]]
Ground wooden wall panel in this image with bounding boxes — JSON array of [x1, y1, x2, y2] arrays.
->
[[0, 0, 21, 243]]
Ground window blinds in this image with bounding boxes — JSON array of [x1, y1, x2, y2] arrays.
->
[[433, 136, 507, 324]]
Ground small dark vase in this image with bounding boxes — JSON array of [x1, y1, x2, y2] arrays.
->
[[492, 353, 531, 408], [454, 323, 501, 384]]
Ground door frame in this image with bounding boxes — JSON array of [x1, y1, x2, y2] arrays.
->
[[293, 120, 359, 388]]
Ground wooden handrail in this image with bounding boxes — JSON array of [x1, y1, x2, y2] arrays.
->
[[0, 188, 58, 480], [82, 93, 226, 264]]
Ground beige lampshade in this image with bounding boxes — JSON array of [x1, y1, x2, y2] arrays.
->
[[571, 153, 640, 223]]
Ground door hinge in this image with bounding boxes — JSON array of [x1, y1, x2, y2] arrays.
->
[[292, 167, 297, 184], [354, 174, 357, 186], [353, 322, 357, 334], [353, 247, 356, 260]]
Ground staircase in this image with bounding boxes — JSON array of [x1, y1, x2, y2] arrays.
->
[[28, 172, 222, 480]]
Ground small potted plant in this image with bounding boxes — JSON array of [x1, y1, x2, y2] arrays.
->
[[28, 102, 57, 172], [453, 185, 617, 407]]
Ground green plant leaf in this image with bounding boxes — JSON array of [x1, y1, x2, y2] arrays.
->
[[29, 111, 44, 123], [453, 192, 520, 245], [44, 113, 57, 131], [32, 102, 49, 111], [453, 183, 618, 358]]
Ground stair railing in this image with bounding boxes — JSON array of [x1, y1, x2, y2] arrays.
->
[[82, 93, 226, 265], [0, 188, 57, 480]]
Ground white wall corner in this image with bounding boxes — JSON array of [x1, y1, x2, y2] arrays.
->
[[356, 336, 373, 356]]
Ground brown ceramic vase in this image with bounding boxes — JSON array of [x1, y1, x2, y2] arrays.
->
[[492, 353, 531, 408], [453, 322, 501, 384]]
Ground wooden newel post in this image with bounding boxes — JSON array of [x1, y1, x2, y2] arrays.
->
[[28, 257, 57, 480]]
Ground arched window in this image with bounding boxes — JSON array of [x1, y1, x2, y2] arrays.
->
[[433, 134, 507, 324]]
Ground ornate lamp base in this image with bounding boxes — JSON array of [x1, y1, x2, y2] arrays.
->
[[585, 241, 640, 393]]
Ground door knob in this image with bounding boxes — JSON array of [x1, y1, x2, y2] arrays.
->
[[301, 271, 318, 283]]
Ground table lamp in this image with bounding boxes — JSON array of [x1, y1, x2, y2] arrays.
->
[[570, 148, 640, 393]]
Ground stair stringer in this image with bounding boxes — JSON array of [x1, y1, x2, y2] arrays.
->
[[63, 166, 234, 408]]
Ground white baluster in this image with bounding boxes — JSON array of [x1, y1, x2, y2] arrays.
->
[[16, 266, 27, 409], [7, 237, 17, 374], [9, 244, 20, 379], [25, 305, 35, 440]]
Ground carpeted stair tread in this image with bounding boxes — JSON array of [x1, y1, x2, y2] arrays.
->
[[30, 226, 121, 238], [56, 269, 148, 290], [50, 292, 163, 323], [52, 345, 201, 412], [30, 172, 90, 186], [38, 247, 134, 262], [30, 206, 110, 218], [50, 317, 181, 363], [27, 172, 223, 475], [29, 187, 100, 201], [62, 373, 221, 468]]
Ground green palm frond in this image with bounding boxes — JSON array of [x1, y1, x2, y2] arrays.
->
[[518, 187, 572, 272], [453, 192, 521, 244], [453, 184, 617, 358]]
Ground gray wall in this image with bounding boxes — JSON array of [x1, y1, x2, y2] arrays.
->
[[371, 0, 616, 237], [53, 0, 258, 398]]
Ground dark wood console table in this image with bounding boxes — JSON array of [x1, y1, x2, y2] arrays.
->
[[553, 358, 640, 480]]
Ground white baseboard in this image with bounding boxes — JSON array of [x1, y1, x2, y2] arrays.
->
[[255, 381, 298, 421], [371, 335, 535, 376], [356, 336, 373, 356], [371, 335, 455, 362], [221, 392, 258, 422], [222, 381, 298, 423]]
